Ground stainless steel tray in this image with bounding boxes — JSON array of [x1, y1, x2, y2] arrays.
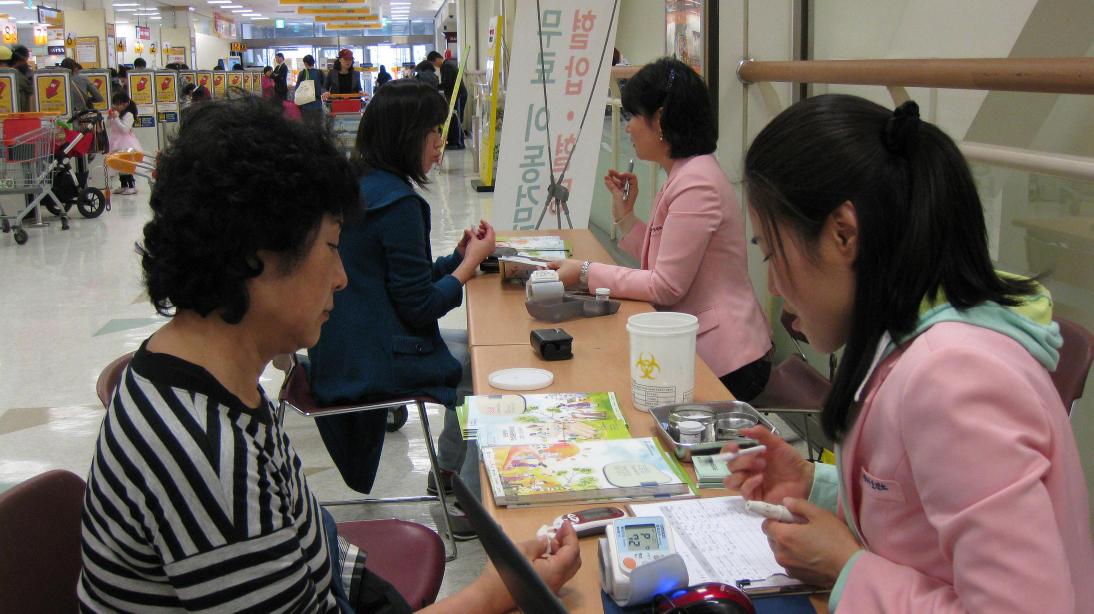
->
[[650, 401, 778, 462]]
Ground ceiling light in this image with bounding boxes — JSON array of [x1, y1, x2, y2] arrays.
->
[[113, 2, 140, 6], [207, 1, 229, 3], [16, 19, 33, 23], [150, 16, 161, 19], [0, 1, 26, 4], [115, 8, 138, 11], [251, 16, 268, 20], [115, 20, 129, 23], [222, 4, 242, 7], [231, 9, 249, 13]]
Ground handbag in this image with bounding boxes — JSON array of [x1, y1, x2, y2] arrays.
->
[[294, 70, 317, 106]]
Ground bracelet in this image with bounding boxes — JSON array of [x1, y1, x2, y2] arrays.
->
[[579, 260, 591, 286], [612, 212, 632, 225]]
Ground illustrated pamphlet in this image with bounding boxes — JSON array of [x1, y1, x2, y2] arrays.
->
[[458, 392, 630, 446]]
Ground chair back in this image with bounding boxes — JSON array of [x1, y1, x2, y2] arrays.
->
[[0, 470, 87, 613], [1052, 317, 1094, 415], [278, 358, 320, 415], [96, 352, 135, 410]]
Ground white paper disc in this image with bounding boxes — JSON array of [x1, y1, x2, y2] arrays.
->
[[488, 368, 555, 391]]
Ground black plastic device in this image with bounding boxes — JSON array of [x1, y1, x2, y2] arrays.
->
[[531, 328, 573, 360]]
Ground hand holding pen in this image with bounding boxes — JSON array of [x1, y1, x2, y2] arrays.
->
[[603, 159, 637, 225]]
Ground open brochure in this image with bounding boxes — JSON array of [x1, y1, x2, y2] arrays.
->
[[458, 392, 630, 446], [482, 437, 694, 507], [628, 496, 823, 596]]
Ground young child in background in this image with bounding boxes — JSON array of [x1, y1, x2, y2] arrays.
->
[[106, 91, 141, 195]]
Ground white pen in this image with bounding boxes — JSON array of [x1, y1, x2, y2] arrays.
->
[[621, 158, 635, 201], [706, 444, 767, 464]]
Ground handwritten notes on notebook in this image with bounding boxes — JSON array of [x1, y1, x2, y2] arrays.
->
[[628, 496, 806, 593]]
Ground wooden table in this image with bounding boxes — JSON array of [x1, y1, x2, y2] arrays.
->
[[466, 229, 826, 613]]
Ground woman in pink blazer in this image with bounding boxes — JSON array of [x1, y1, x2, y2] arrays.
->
[[723, 94, 1093, 612], [551, 58, 772, 400]]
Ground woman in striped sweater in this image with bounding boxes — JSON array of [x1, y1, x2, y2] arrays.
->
[[78, 96, 579, 613]]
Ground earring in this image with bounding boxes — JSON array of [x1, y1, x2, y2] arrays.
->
[[658, 133, 664, 142]]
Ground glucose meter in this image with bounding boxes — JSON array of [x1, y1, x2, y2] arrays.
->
[[599, 516, 689, 606]]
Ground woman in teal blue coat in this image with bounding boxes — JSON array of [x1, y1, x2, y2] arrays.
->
[[307, 80, 494, 536]]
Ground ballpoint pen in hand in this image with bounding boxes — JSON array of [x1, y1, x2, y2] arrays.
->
[[622, 158, 635, 201]]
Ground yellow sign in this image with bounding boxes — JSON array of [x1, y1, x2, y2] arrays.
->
[[230, 42, 247, 52], [249, 72, 262, 94], [196, 71, 212, 91], [1, 20, 16, 45], [128, 73, 154, 106], [0, 74, 16, 113], [242, 71, 252, 91], [314, 15, 380, 21], [323, 24, 374, 30], [33, 24, 47, 46], [35, 73, 69, 115], [155, 74, 177, 104], [279, 0, 366, 4], [297, 7, 373, 14], [87, 74, 110, 111], [227, 72, 243, 90], [479, 16, 503, 186], [212, 72, 226, 97]]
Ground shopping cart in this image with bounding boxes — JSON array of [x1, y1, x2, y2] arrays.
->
[[0, 113, 73, 245], [327, 93, 369, 156], [41, 110, 108, 220], [105, 150, 156, 188]]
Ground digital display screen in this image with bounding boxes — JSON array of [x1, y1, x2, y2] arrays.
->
[[623, 524, 660, 551], [582, 508, 617, 521]]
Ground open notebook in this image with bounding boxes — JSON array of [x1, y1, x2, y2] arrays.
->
[[628, 496, 822, 595]]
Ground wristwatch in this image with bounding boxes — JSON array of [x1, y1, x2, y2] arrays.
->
[[579, 260, 591, 286]]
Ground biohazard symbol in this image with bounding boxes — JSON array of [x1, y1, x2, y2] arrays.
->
[[635, 352, 660, 380]]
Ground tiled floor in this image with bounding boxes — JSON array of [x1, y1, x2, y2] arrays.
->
[[0, 147, 492, 599]]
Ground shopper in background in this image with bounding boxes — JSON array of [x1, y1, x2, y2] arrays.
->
[[261, 65, 274, 99], [112, 65, 128, 94], [550, 57, 773, 401], [414, 58, 440, 92], [270, 52, 288, 102], [107, 91, 141, 195], [307, 80, 495, 538], [10, 45, 33, 111], [323, 49, 361, 96], [295, 54, 325, 129], [431, 50, 467, 150], [60, 58, 104, 114], [375, 64, 392, 87], [132, 57, 146, 69]]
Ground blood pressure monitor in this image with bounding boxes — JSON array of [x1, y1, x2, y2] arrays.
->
[[598, 516, 689, 606]]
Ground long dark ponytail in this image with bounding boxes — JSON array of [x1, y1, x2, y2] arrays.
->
[[745, 94, 1036, 442]]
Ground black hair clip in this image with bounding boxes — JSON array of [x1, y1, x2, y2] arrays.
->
[[667, 66, 677, 91], [883, 100, 921, 155]]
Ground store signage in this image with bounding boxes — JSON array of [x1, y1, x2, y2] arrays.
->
[[274, 18, 285, 28], [47, 44, 65, 55], [297, 7, 373, 14], [155, 73, 177, 103], [34, 72, 69, 115], [36, 6, 63, 27], [136, 116, 155, 128], [493, 0, 620, 230], [0, 73, 16, 114], [136, 26, 151, 40], [33, 24, 46, 45], [230, 42, 246, 52], [279, 0, 366, 4], [1, 20, 16, 45]]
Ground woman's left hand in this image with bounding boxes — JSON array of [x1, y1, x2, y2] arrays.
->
[[762, 498, 862, 587], [547, 259, 583, 287]]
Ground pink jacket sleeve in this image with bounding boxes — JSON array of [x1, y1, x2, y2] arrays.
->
[[616, 217, 647, 261], [836, 345, 1076, 613], [588, 181, 722, 306]]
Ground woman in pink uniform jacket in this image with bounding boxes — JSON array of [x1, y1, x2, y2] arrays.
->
[[723, 94, 1093, 612], [551, 58, 771, 401]]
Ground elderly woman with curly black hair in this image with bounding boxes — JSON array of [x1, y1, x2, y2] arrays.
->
[[77, 96, 579, 613]]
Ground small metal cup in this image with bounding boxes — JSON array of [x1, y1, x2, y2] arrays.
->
[[714, 412, 759, 440]]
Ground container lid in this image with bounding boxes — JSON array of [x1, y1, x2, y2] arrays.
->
[[677, 420, 705, 434], [488, 368, 555, 391]]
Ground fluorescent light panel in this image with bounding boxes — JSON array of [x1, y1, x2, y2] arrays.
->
[[112, 3, 140, 6]]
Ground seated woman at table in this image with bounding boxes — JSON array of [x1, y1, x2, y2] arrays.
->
[[723, 94, 1094, 612], [549, 57, 772, 401], [79, 96, 579, 613], [307, 79, 495, 535]]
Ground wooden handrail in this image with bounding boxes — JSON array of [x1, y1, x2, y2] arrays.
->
[[737, 58, 1094, 95]]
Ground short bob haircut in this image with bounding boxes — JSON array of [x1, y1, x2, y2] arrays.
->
[[140, 96, 358, 324], [354, 78, 447, 185], [745, 94, 1036, 442], [621, 57, 716, 159]]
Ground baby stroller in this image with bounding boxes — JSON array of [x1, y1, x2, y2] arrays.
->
[[42, 109, 108, 220]]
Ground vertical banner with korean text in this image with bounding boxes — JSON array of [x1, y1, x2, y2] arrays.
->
[[492, 1, 619, 230]]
